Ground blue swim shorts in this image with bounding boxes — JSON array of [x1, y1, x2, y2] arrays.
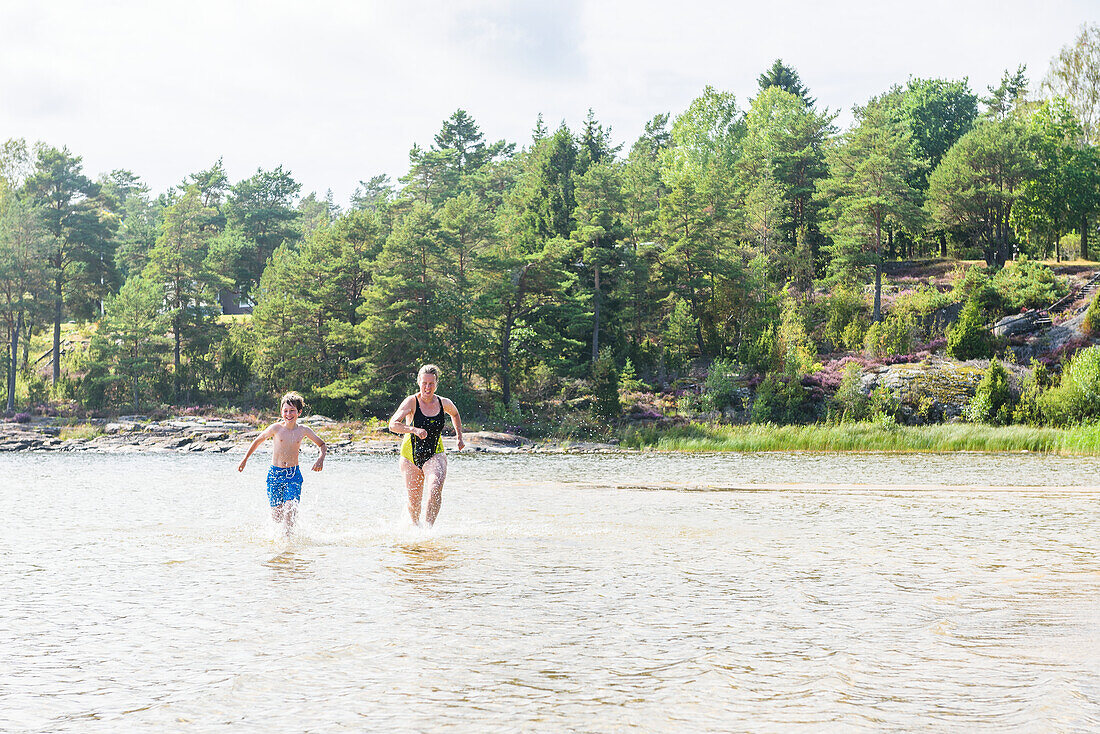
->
[[266, 465, 303, 507]]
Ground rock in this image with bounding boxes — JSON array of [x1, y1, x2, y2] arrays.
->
[[463, 431, 532, 447], [301, 415, 335, 425], [861, 358, 985, 424], [104, 421, 141, 434], [994, 311, 1042, 337], [921, 302, 963, 336], [163, 419, 201, 430], [1044, 310, 1089, 353], [159, 437, 193, 449], [562, 442, 619, 453]]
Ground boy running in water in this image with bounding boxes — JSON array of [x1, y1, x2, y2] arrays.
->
[[238, 392, 326, 535]]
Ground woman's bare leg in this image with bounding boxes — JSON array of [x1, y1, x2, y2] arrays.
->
[[422, 454, 448, 527], [400, 457, 425, 525]]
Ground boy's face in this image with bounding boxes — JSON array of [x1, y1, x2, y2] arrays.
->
[[281, 402, 301, 422], [418, 373, 437, 398]]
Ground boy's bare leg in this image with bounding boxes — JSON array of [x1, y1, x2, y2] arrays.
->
[[283, 500, 298, 535], [400, 458, 425, 525], [422, 455, 447, 528], [272, 504, 285, 525]]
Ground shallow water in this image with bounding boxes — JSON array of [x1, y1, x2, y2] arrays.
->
[[5, 452, 1100, 732]]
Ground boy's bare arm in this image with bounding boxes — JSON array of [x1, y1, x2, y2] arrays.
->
[[238, 424, 277, 472], [302, 426, 327, 471]]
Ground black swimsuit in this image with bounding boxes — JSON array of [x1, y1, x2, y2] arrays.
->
[[409, 397, 445, 468]]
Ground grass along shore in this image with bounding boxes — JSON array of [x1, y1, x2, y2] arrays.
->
[[620, 421, 1100, 455], [7, 411, 1100, 456]]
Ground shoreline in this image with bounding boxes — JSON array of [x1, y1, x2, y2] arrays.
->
[[4, 416, 1100, 456], [0, 417, 625, 456]]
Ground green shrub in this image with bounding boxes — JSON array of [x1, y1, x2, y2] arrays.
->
[[950, 266, 1003, 313], [553, 409, 608, 441], [702, 358, 741, 411], [992, 257, 1067, 312], [618, 358, 646, 392], [819, 286, 868, 352], [217, 321, 256, 394], [18, 369, 51, 408], [664, 298, 697, 370], [1013, 359, 1050, 425], [488, 397, 523, 430], [964, 357, 1014, 424], [841, 317, 869, 351], [740, 324, 778, 374], [864, 312, 915, 357], [750, 372, 815, 425], [1083, 293, 1100, 337], [1038, 346, 1100, 426], [778, 291, 818, 374], [525, 361, 561, 400], [947, 296, 994, 360], [894, 282, 954, 316], [676, 391, 704, 415], [1059, 233, 1081, 260], [894, 282, 955, 340], [591, 347, 621, 423], [867, 383, 901, 425], [831, 362, 868, 422]]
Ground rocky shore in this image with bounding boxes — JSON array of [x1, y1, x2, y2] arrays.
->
[[0, 416, 623, 455]]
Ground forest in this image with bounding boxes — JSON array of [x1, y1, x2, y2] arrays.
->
[[3, 25, 1100, 439]]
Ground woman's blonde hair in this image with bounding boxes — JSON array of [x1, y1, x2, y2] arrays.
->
[[418, 364, 441, 379]]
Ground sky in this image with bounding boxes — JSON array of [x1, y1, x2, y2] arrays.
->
[[0, 0, 1095, 205]]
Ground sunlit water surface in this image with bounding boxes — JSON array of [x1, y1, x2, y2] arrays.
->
[[5, 452, 1100, 732]]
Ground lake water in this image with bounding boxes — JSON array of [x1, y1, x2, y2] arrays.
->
[[5, 451, 1100, 732]]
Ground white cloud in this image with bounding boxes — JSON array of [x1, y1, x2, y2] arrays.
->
[[0, 0, 1094, 204]]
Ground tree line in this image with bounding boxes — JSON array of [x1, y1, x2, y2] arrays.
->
[[3, 27, 1100, 419]]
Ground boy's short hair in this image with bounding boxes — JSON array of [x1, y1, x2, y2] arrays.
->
[[281, 391, 305, 412], [418, 364, 441, 379]]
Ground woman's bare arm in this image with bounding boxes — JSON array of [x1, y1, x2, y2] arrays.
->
[[442, 398, 465, 450], [388, 396, 426, 439]]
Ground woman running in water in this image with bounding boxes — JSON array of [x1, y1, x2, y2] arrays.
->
[[388, 364, 465, 527]]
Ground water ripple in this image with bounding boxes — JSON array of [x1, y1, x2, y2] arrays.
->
[[2, 452, 1098, 732]]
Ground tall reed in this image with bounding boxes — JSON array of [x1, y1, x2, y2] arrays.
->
[[620, 422, 1100, 454]]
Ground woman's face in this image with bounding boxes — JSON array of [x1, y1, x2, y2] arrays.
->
[[418, 372, 437, 398]]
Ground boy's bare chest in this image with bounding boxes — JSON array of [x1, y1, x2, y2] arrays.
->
[[273, 426, 304, 447]]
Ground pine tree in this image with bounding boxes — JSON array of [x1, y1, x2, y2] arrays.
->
[[143, 186, 227, 398], [94, 275, 170, 411], [819, 100, 925, 321], [24, 146, 117, 384]]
